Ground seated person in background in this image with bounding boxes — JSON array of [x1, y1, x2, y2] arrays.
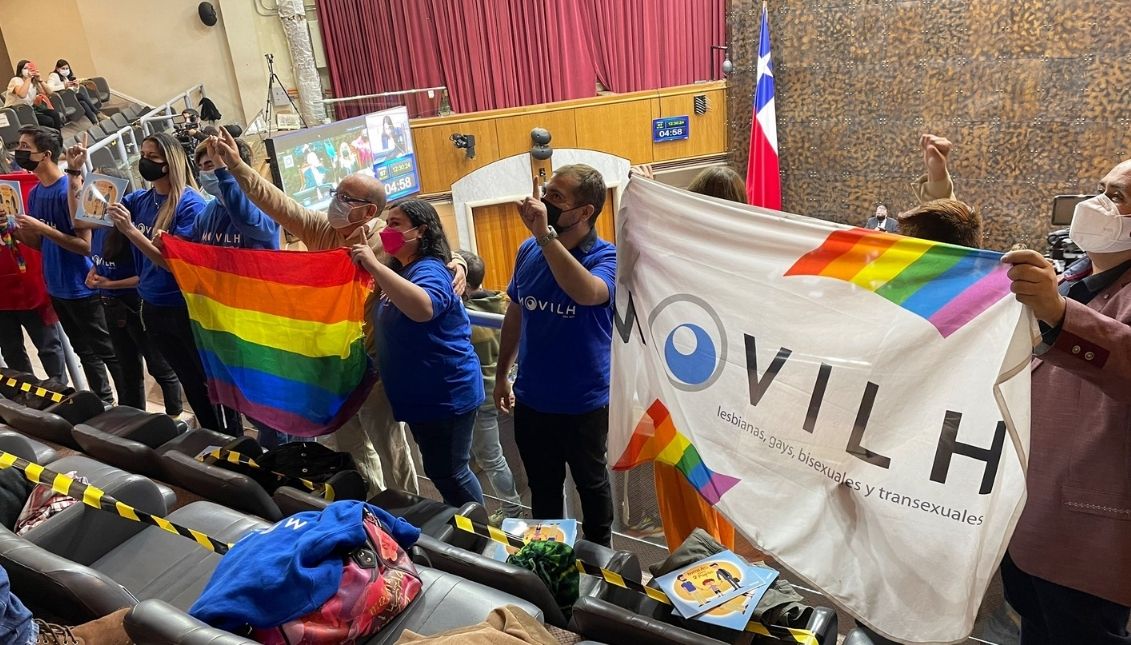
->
[[351, 200, 484, 507], [5, 60, 63, 131], [45, 59, 101, 125], [458, 249, 526, 525], [211, 126, 467, 496], [865, 203, 897, 232]]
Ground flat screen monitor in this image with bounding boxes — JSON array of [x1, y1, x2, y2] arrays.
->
[[265, 105, 421, 211]]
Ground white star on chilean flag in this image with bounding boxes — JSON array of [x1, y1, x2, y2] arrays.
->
[[746, 2, 781, 209]]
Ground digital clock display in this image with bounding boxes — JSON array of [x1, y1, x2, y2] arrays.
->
[[652, 115, 691, 143], [373, 153, 421, 201]]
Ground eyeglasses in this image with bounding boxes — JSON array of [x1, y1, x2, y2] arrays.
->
[[329, 189, 372, 207]]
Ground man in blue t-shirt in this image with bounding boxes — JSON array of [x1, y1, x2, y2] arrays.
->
[[494, 164, 616, 546], [13, 126, 123, 404]]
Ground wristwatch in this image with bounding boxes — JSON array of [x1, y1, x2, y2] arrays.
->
[[535, 226, 558, 247]]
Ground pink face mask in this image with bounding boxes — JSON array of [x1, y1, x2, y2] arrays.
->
[[379, 226, 417, 255]]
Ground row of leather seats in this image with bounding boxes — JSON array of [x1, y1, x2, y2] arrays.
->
[[0, 376, 866, 643]]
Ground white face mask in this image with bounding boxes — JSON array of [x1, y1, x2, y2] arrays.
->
[[21, 68, 31, 78], [1069, 194, 1131, 253], [326, 194, 370, 231], [59, 68, 70, 77]]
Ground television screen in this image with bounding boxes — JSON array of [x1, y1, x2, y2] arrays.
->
[[266, 106, 421, 211]]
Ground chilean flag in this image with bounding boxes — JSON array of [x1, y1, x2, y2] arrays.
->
[[746, 2, 781, 209]]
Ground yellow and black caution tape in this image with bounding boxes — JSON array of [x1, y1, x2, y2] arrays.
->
[[0, 451, 231, 554], [1, 377, 65, 403], [198, 448, 335, 501], [450, 515, 818, 645]]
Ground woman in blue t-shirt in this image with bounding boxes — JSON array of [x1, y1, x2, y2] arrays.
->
[[351, 200, 484, 506], [91, 132, 240, 434], [85, 225, 183, 416]]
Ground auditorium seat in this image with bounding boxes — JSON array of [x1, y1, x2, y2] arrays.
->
[[411, 532, 641, 629], [2, 500, 261, 625], [0, 427, 57, 463], [123, 566, 546, 645], [10, 104, 35, 128], [569, 596, 726, 645], [55, 89, 80, 123], [89, 77, 112, 104], [72, 407, 184, 478], [843, 628, 876, 644], [85, 122, 109, 143], [0, 396, 178, 452], [0, 109, 21, 149], [110, 112, 130, 130]]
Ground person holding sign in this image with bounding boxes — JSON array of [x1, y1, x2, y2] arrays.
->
[[495, 165, 617, 547], [14, 126, 124, 404], [189, 136, 296, 448], [212, 125, 468, 496], [68, 132, 239, 434], [0, 172, 65, 381]]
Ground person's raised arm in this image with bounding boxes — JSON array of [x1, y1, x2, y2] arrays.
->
[[913, 134, 956, 203], [213, 127, 325, 243], [493, 301, 521, 413], [349, 235, 434, 322], [65, 135, 95, 230], [517, 176, 609, 306], [8, 76, 32, 99]]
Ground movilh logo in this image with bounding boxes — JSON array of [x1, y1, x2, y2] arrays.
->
[[647, 294, 728, 392], [785, 228, 1012, 338], [614, 399, 740, 505]]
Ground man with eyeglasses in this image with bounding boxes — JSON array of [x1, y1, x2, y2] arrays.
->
[[212, 128, 466, 496]]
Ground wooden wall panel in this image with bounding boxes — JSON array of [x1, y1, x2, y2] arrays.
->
[[432, 201, 461, 250], [574, 99, 660, 164], [652, 89, 729, 162], [469, 188, 618, 291], [727, 0, 1131, 251], [494, 109, 579, 159], [412, 120, 500, 195]]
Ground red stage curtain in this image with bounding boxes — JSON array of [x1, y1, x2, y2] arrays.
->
[[316, 0, 724, 115]]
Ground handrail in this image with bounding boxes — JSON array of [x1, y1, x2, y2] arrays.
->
[[80, 126, 136, 175], [467, 309, 504, 330], [321, 86, 447, 105], [140, 84, 206, 137]]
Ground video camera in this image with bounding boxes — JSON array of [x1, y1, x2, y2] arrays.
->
[[1045, 195, 1091, 273]]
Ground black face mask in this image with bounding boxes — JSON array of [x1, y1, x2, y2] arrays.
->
[[138, 157, 168, 181], [542, 197, 580, 232], [12, 150, 42, 172]]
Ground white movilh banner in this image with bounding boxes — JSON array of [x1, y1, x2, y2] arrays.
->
[[610, 178, 1032, 644]]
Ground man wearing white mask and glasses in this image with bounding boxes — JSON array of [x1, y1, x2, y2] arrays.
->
[[211, 127, 467, 496], [1000, 160, 1131, 643]]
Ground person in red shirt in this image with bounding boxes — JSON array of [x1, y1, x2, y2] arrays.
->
[[0, 169, 65, 380]]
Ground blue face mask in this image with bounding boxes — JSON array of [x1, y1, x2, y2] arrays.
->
[[198, 171, 221, 201]]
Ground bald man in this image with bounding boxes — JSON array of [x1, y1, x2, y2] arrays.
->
[[214, 128, 466, 496]]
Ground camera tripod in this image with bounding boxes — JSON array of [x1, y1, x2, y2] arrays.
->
[[263, 53, 307, 136]]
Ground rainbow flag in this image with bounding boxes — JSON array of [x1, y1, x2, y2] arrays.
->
[[785, 228, 1011, 338], [614, 399, 739, 505], [163, 237, 376, 437]]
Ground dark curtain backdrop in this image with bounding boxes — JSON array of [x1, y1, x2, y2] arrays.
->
[[317, 0, 725, 117]]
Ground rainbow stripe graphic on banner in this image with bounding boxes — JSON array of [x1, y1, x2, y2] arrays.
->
[[614, 399, 739, 505], [163, 237, 376, 437], [785, 228, 1011, 338]]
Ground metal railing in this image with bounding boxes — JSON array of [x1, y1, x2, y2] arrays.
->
[[80, 127, 136, 175], [140, 84, 206, 137], [467, 310, 504, 330], [322, 86, 450, 120]]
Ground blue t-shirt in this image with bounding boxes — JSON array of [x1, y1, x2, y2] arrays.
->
[[507, 233, 617, 414], [90, 228, 138, 298], [374, 256, 484, 423], [26, 175, 94, 300], [121, 187, 205, 306], [191, 168, 280, 249]]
